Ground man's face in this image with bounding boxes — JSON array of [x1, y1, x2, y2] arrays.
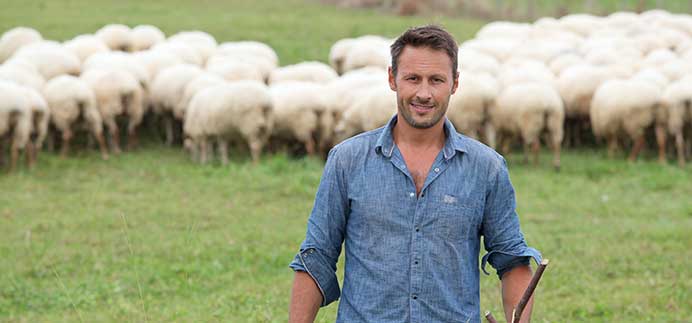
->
[[388, 46, 459, 129]]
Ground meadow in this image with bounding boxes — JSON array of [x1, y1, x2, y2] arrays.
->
[[1, 0, 692, 322]]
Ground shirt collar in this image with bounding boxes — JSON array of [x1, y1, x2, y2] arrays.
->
[[375, 115, 468, 160]]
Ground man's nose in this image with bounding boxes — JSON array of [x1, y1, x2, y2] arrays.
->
[[416, 84, 432, 102]]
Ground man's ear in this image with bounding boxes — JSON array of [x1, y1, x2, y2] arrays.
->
[[388, 66, 397, 91], [451, 71, 460, 95]]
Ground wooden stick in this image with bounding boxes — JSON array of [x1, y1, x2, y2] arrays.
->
[[512, 259, 549, 323], [485, 311, 499, 323]]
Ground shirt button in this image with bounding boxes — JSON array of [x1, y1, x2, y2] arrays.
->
[[409, 192, 415, 198], [412, 295, 418, 300], [415, 227, 420, 232], [434, 167, 440, 172], [414, 261, 419, 264]]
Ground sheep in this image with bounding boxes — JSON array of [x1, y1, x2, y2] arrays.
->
[[179, 73, 226, 119], [216, 41, 279, 69], [558, 14, 605, 37], [63, 34, 110, 63], [149, 64, 203, 145], [557, 64, 612, 146], [458, 38, 522, 62], [23, 87, 50, 154], [151, 41, 204, 66], [206, 53, 275, 83], [329, 38, 357, 75], [548, 51, 585, 76], [42, 75, 108, 159], [0, 27, 42, 63], [95, 24, 132, 51], [132, 49, 183, 81], [81, 69, 145, 153], [167, 31, 217, 64], [497, 59, 555, 90], [130, 25, 166, 51], [458, 49, 500, 76], [12, 41, 81, 79], [183, 81, 273, 164], [323, 67, 387, 131], [341, 39, 390, 74], [590, 79, 664, 162], [206, 60, 264, 82], [489, 82, 565, 170], [329, 35, 392, 75], [476, 21, 532, 40], [446, 72, 499, 144], [269, 81, 333, 156], [661, 76, 692, 166], [334, 83, 396, 143], [0, 81, 33, 171], [0, 63, 45, 91], [83, 51, 151, 94], [268, 61, 338, 85]]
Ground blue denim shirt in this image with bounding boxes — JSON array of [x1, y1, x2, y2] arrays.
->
[[289, 116, 541, 323]]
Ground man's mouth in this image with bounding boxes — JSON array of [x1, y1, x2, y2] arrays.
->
[[410, 102, 434, 114]]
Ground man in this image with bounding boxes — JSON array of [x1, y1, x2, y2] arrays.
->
[[289, 25, 541, 323]]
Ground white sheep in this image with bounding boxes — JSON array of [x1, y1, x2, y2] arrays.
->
[[42, 75, 108, 159], [95, 24, 132, 51], [0, 81, 33, 171], [63, 34, 110, 63], [23, 86, 50, 153], [206, 53, 275, 83], [206, 60, 264, 82], [184, 81, 273, 164], [329, 35, 390, 75], [557, 64, 613, 146], [334, 83, 396, 143], [168, 31, 217, 64], [341, 39, 390, 74], [151, 41, 204, 66], [0, 63, 45, 91], [0, 27, 42, 63], [323, 67, 388, 131], [489, 82, 565, 170], [216, 41, 279, 69], [179, 73, 226, 119], [149, 64, 203, 145], [132, 49, 183, 81], [12, 41, 81, 79], [458, 49, 500, 76], [447, 72, 498, 144], [81, 69, 144, 153], [268, 61, 338, 85], [590, 79, 664, 162], [269, 81, 332, 156], [661, 76, 692, 166], [130, 25, 166, 51]]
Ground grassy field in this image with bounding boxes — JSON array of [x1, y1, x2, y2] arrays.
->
[[1, 0, 692, 322]]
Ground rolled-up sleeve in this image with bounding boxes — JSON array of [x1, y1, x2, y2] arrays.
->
[[480, 157, 542, 279], [288, 146, 349, 306]]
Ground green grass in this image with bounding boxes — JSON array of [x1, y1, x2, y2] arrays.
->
[[1, 145, 690, 322], [1, 0, 691, 322]]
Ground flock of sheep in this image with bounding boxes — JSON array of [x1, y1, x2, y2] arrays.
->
[[1, 9, 692, 173]]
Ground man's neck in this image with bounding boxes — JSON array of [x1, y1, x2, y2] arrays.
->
[[392, 115, 446, 151]]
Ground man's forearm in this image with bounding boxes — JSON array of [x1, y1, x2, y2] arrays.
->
[[289, 271, 322, 323], [501, 265, 534, 323]]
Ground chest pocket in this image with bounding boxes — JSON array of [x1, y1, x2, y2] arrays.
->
[[430, 193, 482, 241]]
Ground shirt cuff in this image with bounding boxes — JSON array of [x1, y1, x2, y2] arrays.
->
[[288, 248, 341, 306], [481, 247, 542, 279]]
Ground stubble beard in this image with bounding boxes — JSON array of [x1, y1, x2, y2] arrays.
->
[[397, 97, 448, 129]]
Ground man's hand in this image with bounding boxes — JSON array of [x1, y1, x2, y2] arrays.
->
[[501, 265, 534, 323], [289, 271, 322, 323]]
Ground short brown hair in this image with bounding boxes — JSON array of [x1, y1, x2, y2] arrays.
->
[[390, 25, 458, 78]]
